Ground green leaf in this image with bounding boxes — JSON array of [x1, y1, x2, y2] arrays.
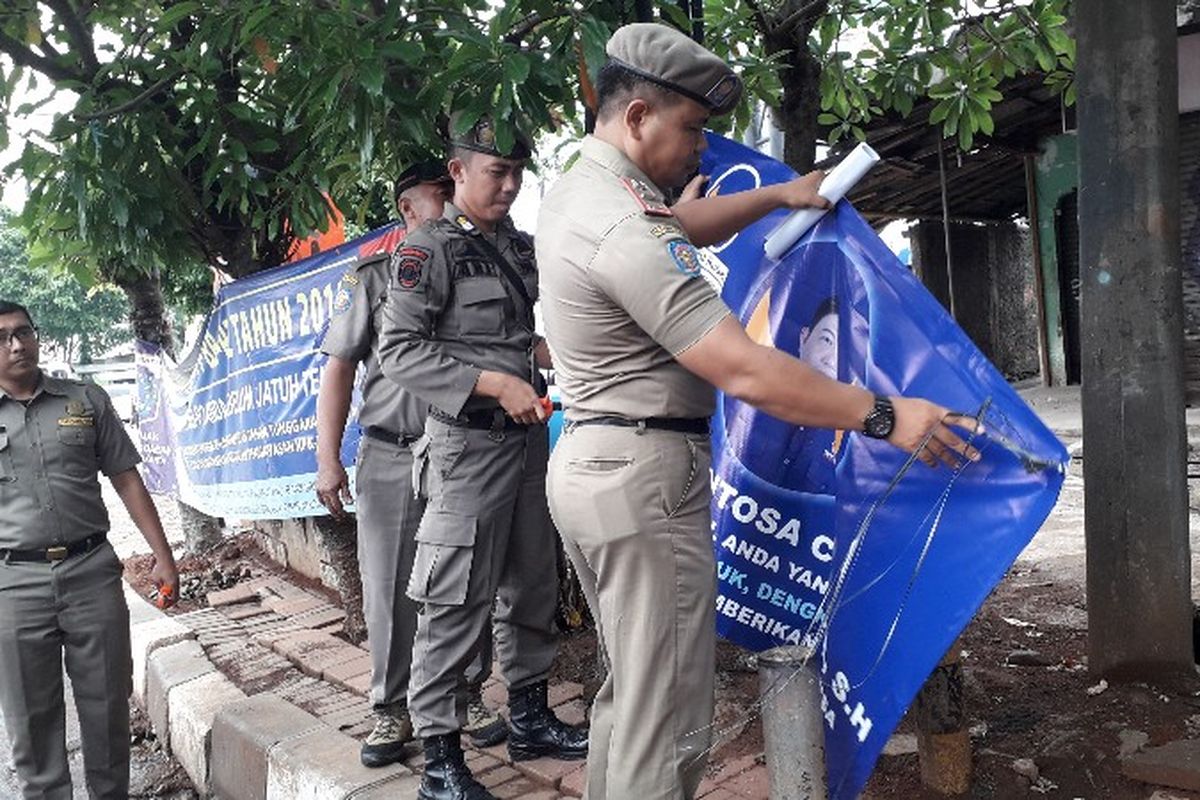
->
[[157, 2, 201, 31], [380, 40, 423, 65], [360, 61, 385, 96], [503, 53, 531, 86], [241, 6, 275, 41]]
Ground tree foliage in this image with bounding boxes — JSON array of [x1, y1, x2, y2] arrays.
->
[[0, 209, 129, 363], [0, 0, 1073, 291]]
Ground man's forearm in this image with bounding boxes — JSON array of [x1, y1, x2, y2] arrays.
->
[[672, 184, 787, 247], [110, 469, 174, 562], [316, 356, 356, 463]]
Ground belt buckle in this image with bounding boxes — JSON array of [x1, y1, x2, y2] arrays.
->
[[46, 546, 68, 562]]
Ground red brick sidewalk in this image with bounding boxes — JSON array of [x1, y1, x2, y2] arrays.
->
[[190, 576, 768, 798]]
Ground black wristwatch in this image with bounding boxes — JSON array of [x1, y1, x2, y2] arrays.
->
[[862, 395, 895, 439]]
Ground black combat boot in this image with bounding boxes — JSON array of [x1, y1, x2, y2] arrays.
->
[[417, 733, 496, 800], [506, 680, 589, 762]]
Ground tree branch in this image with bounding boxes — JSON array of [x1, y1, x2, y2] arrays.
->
[[504, 10, 572, 44], [74, 70, 182, 120], [42, 0, 101, 76], [0, 29, 87, 83]]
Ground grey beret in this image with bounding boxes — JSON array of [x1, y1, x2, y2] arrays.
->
[[447, 112, 532, 160], [606, 23, 743, 116]]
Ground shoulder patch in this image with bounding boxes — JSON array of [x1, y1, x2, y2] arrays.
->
[[332, 283, 354, 314], [666, 239, 702, 278], [341, 269, 360, 286], [621, 177, 673, 218], [394, 245, 432, 291]]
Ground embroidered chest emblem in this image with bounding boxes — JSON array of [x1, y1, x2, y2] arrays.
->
[[649, 224, 683, 239], [455, 215, 476, 233]]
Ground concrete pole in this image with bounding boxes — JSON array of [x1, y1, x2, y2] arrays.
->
[[757, 646, 827, 800], [1077, 2, 1193, 678]]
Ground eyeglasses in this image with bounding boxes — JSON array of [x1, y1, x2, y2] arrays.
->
[[0, 326, 38, 348]]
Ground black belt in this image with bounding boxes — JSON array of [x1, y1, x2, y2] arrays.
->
[[570, 416, 710, 434], [430, 407, 527, 431], [363, 425, 420, 447], [1, 532, 107, 564]]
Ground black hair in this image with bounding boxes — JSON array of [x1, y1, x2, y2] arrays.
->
[[595, 60, 684, 122], [0, 300, 33, 326], [807, 296, 839, 329]]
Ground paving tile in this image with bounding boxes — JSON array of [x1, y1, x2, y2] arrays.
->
[[207, 583, 259, 607], [344, 672, 372, 696], [491, 776, 544, 799], [295, 644, 367, 679], [513, 754, 584, 787], [225, 603, 273, 621], [291, 607, 347, 630], [322, 652, 373, 684], [263, 595, 326, 617], [478, 764, 520, 787], [554, 699, 587, 728], [559, 764, 586, 797], [548, 682, 583, 708]]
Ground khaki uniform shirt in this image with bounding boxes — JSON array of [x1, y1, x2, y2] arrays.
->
[[536, 136, 731, 420], [0, 374, 140, 549], [379, 202, 540, 417], [321, 252, 427, 437]]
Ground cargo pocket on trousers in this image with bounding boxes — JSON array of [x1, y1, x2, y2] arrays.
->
[[407, 510, 477, 606]]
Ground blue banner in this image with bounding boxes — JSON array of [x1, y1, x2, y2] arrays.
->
[[699, 134, 1067, 799], [137, 224, 406, 519]]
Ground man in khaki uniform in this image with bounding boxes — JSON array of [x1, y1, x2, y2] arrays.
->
[[378, 119, 587, 800], [316, 161, 506, 768], [0, 299, 179, 799], [537, 23, 980, 800]]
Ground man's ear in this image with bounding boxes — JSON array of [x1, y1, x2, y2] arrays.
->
[[397, 196, 413, 225], [447, 157, 468, 182], [623, 98, 651, 140]]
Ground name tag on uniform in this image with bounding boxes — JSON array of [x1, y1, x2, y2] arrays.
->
[[57, 416, 95, 427]]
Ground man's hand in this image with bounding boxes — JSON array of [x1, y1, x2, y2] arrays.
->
[[678, 173, 708, 203], [150, 554, 180, 609], [889, 397, 982, 469], [495, 374, 548, 425], [315, 459, 353, 519], [775, 170, 831, 211]]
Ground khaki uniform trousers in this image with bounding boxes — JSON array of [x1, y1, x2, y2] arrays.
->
[[407, 417, 559, 737], [0, 542, 132, 800], [355, 436, 492, 710], [548, 425, 716, 800]]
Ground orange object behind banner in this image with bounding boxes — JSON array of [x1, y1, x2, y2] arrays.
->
[[285, 195, 346, 263]]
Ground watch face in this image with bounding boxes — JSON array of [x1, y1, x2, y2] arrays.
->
[[865, 399, 895, 439]]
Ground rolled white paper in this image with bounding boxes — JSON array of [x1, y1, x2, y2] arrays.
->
[[763, 142, 881, 261]]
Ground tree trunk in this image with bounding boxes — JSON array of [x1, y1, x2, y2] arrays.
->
[[120, 269, 226, 553], [761, 1, 829, 174], [119, 269, 174, 358]]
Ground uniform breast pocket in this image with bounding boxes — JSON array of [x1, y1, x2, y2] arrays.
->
[[0, 430, 13, 484], [56, 424, 98, 476], [452, 280, 508, 337]]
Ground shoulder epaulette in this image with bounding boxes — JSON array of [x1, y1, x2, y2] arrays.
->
[[621, 176, 673, 218]]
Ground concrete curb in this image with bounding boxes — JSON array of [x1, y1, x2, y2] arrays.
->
[[125, 579, 420, 799]]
